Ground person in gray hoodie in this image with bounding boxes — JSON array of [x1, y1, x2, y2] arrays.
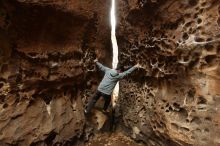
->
[[85, 59, 141, 114]]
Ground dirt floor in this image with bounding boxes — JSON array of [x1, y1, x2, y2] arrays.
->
[[85, 132, 144, 146]]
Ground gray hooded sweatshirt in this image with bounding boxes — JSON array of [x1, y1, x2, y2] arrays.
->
[[96, 62, 137, 95]]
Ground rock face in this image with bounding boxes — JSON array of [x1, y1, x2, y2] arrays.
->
[[116, 0, 220, 145], [0, 0, 112, 145], [0, 0, 220, 146]]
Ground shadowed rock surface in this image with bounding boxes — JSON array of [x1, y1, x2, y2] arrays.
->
[[0, 0, 219, 146], [0, 0, 111, 145]]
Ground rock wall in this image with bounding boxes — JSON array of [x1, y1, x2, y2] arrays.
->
[[116, 0, 220, 145], [0, 0, 112, 145], [0, 0, 220, 146]]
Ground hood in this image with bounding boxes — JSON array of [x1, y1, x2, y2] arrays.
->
[[110, 70, 119, 77]]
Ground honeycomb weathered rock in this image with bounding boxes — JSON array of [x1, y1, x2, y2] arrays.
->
[[116, 0, 220, 145]]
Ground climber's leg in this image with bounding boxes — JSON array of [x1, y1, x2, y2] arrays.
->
[[102, 93, 111, 112], [85, 91, 102, 113]]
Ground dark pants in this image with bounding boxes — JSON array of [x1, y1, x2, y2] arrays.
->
[[86, 90, 111, 113]]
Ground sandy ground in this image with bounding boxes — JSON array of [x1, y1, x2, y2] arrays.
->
[[85, 132, 144, 146]]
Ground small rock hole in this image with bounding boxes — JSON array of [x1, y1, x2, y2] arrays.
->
[[197, 18, 202, 24], [205, 55, 217, 64], [197, 96, 207, 104], [201, 2, 207, 7], [199, 8, 204, 13], [205, 44, 214, 51], [205, 117, 212, 121], [191, 117, 202, 124], [185, 21, 192, 27], [182, 33, 189, 40], [189, 0, 198, 6], [194, 37, 204, 42], [0, 83, 3, 88], [3, 103, 8, 108], [217, 18, 220, 27]]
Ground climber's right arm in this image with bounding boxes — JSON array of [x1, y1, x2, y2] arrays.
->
[[95, 61, 110, 72]]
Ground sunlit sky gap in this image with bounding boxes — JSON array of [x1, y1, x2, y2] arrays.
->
[[111, 0, 119, 107]]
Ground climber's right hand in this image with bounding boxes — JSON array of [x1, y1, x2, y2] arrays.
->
[[94, 58, 98, 63]]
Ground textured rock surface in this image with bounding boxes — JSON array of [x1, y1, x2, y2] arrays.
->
[[116, 0, 220, 145], [0, 0, 220, 145], [0, 0, 111, 145]]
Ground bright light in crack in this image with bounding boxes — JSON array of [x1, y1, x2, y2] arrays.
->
[[111, 0, 119, 107]]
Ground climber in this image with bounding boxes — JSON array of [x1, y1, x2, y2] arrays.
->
[[84, 59, 141, 114]]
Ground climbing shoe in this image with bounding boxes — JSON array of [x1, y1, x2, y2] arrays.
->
[[102, 109, 110, 114], [84, 109, 89, 115]]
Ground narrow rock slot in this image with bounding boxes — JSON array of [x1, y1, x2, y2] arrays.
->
[[111, 0, 120, 108]]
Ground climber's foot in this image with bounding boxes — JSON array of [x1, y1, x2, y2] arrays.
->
[[102, 109, 110, 114], [84, 109, 89, 115]]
